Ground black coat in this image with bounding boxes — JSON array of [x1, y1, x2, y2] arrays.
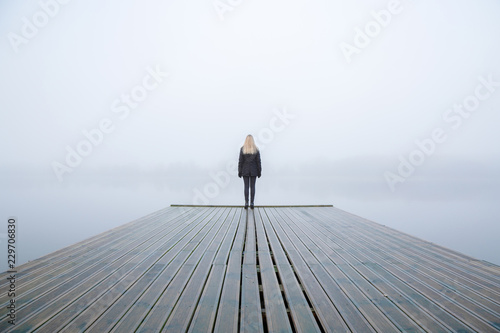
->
[[238, 148, 262, 177]]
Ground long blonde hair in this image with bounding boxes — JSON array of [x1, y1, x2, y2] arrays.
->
[[242, 135, 258, 154]]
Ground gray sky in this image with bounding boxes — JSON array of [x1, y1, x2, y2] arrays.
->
[[1, 0, 500, 266]]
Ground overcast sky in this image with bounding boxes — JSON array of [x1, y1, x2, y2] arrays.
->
[[1, 0, 499, 266]]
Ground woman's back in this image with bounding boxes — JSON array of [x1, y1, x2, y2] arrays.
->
[[238, 135, 262, 209], [239, 148, 261, 177]]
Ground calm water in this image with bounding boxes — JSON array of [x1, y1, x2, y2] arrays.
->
[[1, 177, 499, 272]]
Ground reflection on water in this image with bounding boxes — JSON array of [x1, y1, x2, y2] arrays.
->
[[1, 177, 499, 272]]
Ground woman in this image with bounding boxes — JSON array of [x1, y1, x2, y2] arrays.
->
[[238, 135, 262, 209]]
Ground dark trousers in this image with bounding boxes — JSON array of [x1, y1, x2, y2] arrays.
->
[[243, 176, 257, 204]]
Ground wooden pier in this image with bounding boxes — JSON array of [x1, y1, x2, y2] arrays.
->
[[1, 205, 499, 332]]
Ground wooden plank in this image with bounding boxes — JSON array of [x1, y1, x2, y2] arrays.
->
[[324, 208, 500, 296], [268, 207, 377, 332], [322, 207, 500, 299], [311, 206, 499, 292], [300, 207, 483, 332], [186, 264, 226, 333], [260, 208, 324, 332], [1, 240, 158, 330], [254, 208, 293, 333], [87, 208, 236, 332], [107, 207, 226, 332], [187, 209, 242, 333], [241, 264, 264, 333], [162, 209, 235, 332], [0, 207, 180, 288], [366, 239, 500, 313], [369, 262, 480, 332], [335, 212, 500, 320], [213, 209, 243, 265], [213, 208, 247, 333], [0, 207, 184, 310], [240, 209, 264, 333], [213, 251, 242, 333], [0, 206, 190, 296], [6, 208, 213, 332], [303, 208, 463, 332], [283, 207, 426, 332], [54, 208, 226, 333], [3, 205, 500, 333], [0, 206, 196, 309], [342, 209, 500, 283], [243, 210, 257, 265], [80, 207, 221, 333], [308, 207, 500, 332], [279, 208, 413, 333]]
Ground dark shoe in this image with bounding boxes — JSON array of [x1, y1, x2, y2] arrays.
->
[[244, 203, 248, 209], [250, 203, 254, 209]]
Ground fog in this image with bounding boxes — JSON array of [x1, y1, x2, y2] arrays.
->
[[1, 0, 499, 271]]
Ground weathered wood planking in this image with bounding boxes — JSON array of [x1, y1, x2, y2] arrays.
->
[[0, 207, 190, 301], [254, 209, 293, 333], [1, 205, 499, 333], [240, 209, 264, 333]]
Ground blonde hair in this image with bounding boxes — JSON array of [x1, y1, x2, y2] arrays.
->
[[242, 135, 258, 154]]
